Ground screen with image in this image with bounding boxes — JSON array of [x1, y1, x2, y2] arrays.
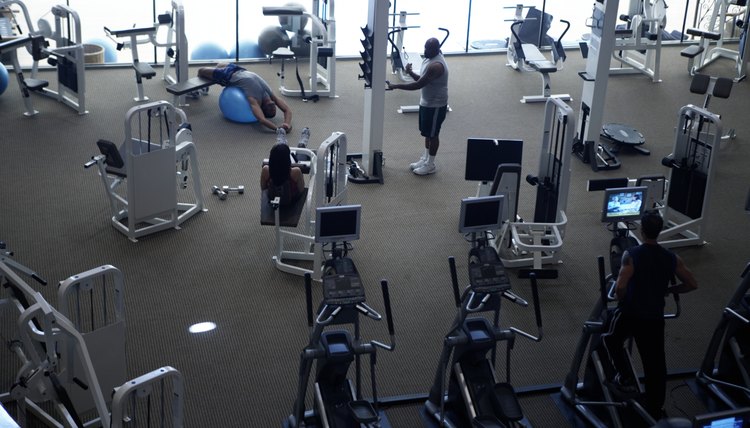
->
[[459, 195, 505, 234], [465, 138, 523, 182], [315, 205, 361, 244], [693, 408, 750, 428], [601, 186, 647, 223]]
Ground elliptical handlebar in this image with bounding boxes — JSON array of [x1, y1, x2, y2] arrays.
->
[[448, 256, 462, 308], [370, 279, 396, 352], [509, 272, 544, 342], [438, 27, 449, 48]]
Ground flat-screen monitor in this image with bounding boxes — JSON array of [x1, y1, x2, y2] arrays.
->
[[693, 407, 750, 428], [601, 186, 647, 223], [465, 138, 523, 182], [315, 205, 361, 244], [459, 195, 505, 234]]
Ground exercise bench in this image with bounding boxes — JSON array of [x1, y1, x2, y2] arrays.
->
[[165, 76, 215, 106]]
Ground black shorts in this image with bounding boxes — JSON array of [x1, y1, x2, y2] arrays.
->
[[419, 106, 448, 138]]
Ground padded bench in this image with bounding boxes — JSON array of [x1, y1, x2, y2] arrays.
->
[[166, 76, 215, 96], [520, 44, 557, 73]]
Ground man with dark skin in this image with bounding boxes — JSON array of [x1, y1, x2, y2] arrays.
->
[[602, 211, 698, 419], [387, 37, 449, 176], [198, 63, 293, 132]]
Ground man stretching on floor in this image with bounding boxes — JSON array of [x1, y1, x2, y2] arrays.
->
[[387, 37, 449, 176], [198, 63, 293, 132]]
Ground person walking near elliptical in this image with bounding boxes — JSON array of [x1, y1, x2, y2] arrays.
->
[[387, 37, 448, 176]]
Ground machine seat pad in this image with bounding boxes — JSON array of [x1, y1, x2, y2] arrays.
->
[[134, 62, 156, 79], [492, 383, 523, 421], [686, 28, 721, 40], [166, 77, 214, 96], [25, 79, 49, 91], [681, 45, 704, 58], [260, 188, 308, 227], [521, 44, 557, 73]]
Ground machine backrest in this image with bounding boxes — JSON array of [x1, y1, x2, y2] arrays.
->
[[111, 366, 185, 428], [517, 7, 554, 47]]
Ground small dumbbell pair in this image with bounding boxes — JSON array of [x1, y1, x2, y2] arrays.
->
[[211, 185, 245, 201]]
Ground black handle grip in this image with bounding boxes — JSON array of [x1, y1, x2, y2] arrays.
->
[[381, 280, 395, 335], [529, 273, 543, 328], [304, 273, 313, 327], [578, 71, 595, 82], [448, 256, 460, 308], [597, 256, 607, 306]]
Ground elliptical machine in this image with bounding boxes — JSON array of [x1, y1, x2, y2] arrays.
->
[[423, 196, 543, 427], [285, 204, 396, 428], [695, 263, 750, 410]]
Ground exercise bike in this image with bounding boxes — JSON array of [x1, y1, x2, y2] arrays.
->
[[423, 196, 543, 427], [285, 205, 396, 427]]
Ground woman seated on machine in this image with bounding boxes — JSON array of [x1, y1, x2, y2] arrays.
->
[[261, 142, 306, 206]]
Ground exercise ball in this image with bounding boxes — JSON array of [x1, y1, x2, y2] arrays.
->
[[0, 62, 8, 96], [290, 30, 312, 58], [258, 26, 291, 56], [219, 86, 258, 124], [85, 39, 117, 63], [229, 40, 264, 59], [278, 3, 308, 32], [190, 43, 230, 61]]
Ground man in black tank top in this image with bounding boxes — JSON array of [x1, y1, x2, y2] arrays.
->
[[602, 211, 698, 419]]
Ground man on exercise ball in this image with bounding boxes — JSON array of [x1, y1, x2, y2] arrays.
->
[[602, 211, 698, 419], [198, 63, 293, 132], [387, 37, 449, 176]]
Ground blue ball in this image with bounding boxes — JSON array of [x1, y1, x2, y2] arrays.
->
[[219, 86, 258, 123], [85, 39, 117, 63], [190, 43, 230, 61], [0, 62, 8, 96], [229, 41, 264, 60]]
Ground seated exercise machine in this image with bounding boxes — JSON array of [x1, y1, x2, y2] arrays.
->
[[263, 0, 336, 101], [610, 0, 667, 83], [681, 0, 750, 82], [284, 204, 396, 427], [104, 1, 194, 104], [0, 261, 185, 427], [423, 196, 543, 427], [84, 100, 205, 242], [0, 1, 85, 117], [689, 73, 736, 143], [558, 252, 681, 428], [490, 97, 575, 279], [695, 263, 750, 410], [506, 3, 571, 103], [260, 132, 348, 281]]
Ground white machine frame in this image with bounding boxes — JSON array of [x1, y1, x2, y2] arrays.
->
[[0, 262, 185, 428], [493, 97, 574, 274], [267, 132, 349, 281], [104, 0, 191, 104], [263, 0, 337, 99], [85, 100, 206, 242], [683, 0, 750, 82], [610, 0, 666, 82]]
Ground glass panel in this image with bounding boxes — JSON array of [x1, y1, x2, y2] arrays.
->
[[389, 0, 469, 54]]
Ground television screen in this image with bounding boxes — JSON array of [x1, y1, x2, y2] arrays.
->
[[465, 138, 523, 182], [693, 408, 750, 428], [459, 195, 505, 234], [315, 205, 361, 244], [601, 186, 647, 223]]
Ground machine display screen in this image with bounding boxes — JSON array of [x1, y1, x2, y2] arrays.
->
[[601, 186, 647, 223]]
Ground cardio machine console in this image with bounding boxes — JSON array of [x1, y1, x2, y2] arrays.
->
[[469, 260, 511, 294], [323, 273, 366, 306]]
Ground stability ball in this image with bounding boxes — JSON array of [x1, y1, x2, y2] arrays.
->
[[190, 43, 230, 61], [219, 87, 257, 124], [229, 40, 264, 60], [0, 62, 8, 96], [85, 39, 117, 63], [278, 3, 308, 32], [258, 26, 291, 56]]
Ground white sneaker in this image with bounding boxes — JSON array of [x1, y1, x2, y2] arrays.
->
[[409, 157, 427, 171], [413, 162, 436, 176], [298, 127, 310, 148], [276, 127, 287, 145]]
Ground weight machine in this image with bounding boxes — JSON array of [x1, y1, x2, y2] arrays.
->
[[84, 100, 206, 242], [492, 97, 575, 279], [260, 132, 349, 281], [104, 0, 192, 104], [0, 1, 86, 116], [610, 0, 667, 82], [0, 261, 185, 427], [262, 0, 337, 101], [506, 3, 572, 103], [681, 0, 750, 82]]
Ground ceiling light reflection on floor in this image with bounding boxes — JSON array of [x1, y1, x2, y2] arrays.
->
[[188, 321, 217, 334]]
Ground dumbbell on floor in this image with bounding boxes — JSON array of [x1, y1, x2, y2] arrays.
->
[[221, 185, 245, 195], [211, 185, 228, 200]]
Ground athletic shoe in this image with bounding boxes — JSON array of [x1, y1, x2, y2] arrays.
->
[[276, 127, 287, 145], [298, 127, 310, 148], [413, 162, 436, 176], [606, 374, 639, 398], [409, 157, 427, 171]]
